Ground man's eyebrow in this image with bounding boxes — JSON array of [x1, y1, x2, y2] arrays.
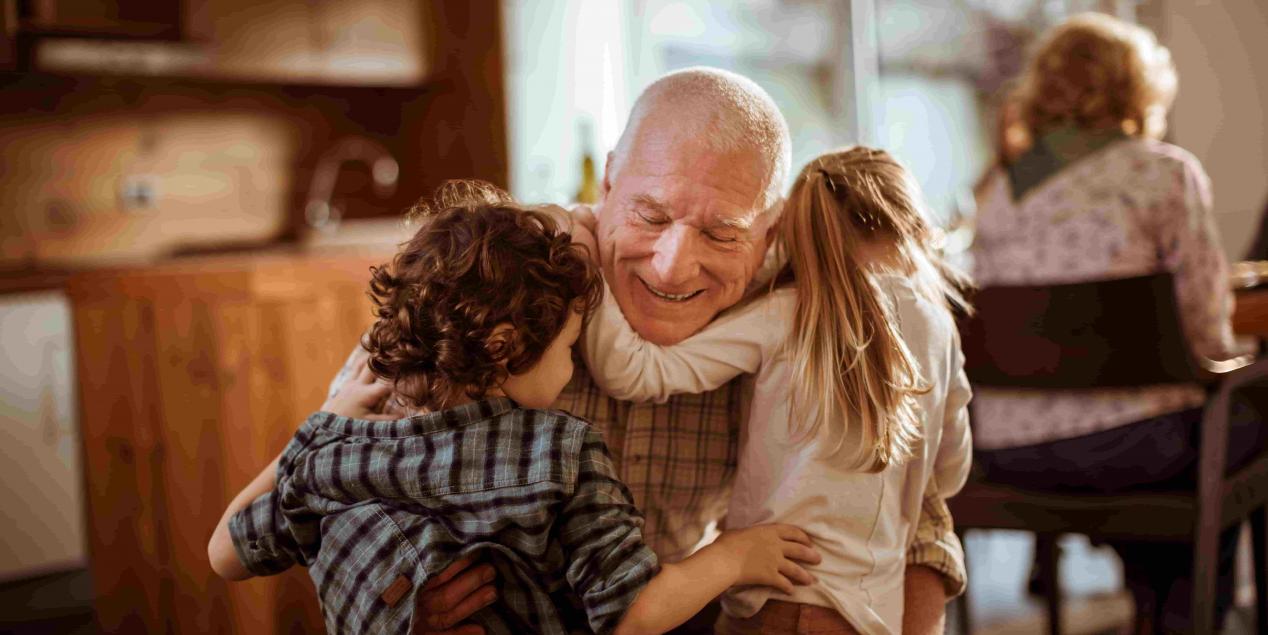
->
[[630, 194, 669, 215], [712, 215, 753, 231]]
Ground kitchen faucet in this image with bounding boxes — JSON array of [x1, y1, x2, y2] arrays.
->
[[304, 136, 400, 233]]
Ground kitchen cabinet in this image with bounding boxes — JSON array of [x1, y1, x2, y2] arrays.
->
[[1, 1, 16, 71], [309, 0, 427, 85], [66, 249, 385, 633], [17, 0, 181, 38], [27, 0, 427, 86]]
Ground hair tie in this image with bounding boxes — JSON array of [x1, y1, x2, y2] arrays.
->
[[810, 167, 838, 193]]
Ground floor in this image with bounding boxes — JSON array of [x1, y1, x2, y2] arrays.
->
[[0, 569, 94, 635], [954, 529, 1258, 635]]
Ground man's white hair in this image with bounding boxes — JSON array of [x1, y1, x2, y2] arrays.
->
[[609, 67, 792, 211]]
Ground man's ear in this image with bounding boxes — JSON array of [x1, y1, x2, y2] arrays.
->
[[762, 198, 787, 249], [601, 152, 614, 200]]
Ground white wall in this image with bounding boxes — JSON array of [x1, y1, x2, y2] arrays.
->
[[500, 1, 863, 205], [1148, 1, 1268, 259], [501, 1, 634, 204]]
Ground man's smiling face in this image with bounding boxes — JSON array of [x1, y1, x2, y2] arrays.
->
[[595, 127, 775, 345]]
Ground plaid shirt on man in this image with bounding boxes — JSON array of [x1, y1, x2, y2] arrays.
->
[[230, 398, 659, 634]]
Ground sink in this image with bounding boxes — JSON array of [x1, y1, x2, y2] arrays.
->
[[299, 217, 415, 251]]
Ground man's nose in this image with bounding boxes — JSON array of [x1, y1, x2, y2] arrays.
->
[[649, 224, 701, 286]]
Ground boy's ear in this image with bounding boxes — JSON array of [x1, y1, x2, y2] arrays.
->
[[485, 323, 517, 362]]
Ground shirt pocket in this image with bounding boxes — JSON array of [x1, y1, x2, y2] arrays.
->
[[309, 503, 422, 634]]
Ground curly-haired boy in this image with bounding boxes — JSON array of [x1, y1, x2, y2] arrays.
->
[[207, 183, 819, 635]]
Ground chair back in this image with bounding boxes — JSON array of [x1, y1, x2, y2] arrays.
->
[[959, 273, 1213, 389]]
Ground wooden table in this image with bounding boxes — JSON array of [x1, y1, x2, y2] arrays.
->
[[1234, 286, 1268, 337]]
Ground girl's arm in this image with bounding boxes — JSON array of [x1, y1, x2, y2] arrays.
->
[[559, 205, 788, 402], [613, 524, 820, 635], [934, 359, 974, 498], [558, 428, 820, 635], [582, 283, 796, 403]]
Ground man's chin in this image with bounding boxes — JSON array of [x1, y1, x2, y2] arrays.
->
[[626, 313, 706, 346]]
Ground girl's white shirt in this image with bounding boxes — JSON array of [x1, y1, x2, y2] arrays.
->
[[580, 263, 972, 635]]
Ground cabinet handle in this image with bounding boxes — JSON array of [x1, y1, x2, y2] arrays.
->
[[39, 342, 60, 446]]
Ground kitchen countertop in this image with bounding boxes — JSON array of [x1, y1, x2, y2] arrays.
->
[[0, 219, 413, 297], [0, 244, 395, 297]]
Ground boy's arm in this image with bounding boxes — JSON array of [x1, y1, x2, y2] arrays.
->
[[581, 284, 793, 403], [209, 362, 394, 580], [208, 452, 283, 580]]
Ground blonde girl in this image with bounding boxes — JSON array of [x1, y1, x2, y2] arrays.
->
[[579, 146, 974, 635]]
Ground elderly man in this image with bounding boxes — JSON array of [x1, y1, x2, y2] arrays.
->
[[336, 68, 965, 634]]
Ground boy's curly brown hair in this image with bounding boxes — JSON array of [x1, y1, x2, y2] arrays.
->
[[363, 181, 603, 412]]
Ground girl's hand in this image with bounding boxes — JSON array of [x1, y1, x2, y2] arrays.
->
[[569, 221, 599, 263], [533, 204, 599, 263], [321, 349, 396, 420], [711, 524, 821, 595], [568, 205, 599, 263]]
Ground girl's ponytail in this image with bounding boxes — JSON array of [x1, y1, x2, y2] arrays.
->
[[776, 145, 963, 471], [781, 152, 927, 472]]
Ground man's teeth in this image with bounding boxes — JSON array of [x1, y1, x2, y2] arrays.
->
[[644, 281, 700, 301]]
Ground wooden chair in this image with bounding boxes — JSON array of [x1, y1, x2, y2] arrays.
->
[[949, 273, 1268, 635]]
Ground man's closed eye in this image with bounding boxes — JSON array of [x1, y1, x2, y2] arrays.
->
[[703, 230, 740, 244], [636, 211, 671, 226]]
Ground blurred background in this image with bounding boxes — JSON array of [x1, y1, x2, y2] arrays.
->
[[0, 1, 1265, 633]]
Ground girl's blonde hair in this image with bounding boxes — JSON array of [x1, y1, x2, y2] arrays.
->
[[1013, 12, 1176, 141], [780, 147, 971, 472]]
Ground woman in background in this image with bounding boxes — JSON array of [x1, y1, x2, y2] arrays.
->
[[969, 13, 1263, 634]]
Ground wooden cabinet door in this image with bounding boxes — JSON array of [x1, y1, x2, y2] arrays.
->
[[71, 296, 169, 633], [68, 254, 380, 633], [182, 0, 426, 85], [20, 0, 181, 37], [311, 0, 426, 86], [1, 0, 16, 70], [184, 0, 319, 82]]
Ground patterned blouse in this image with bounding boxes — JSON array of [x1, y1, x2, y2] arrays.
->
[[970, 138, 1242, 450]]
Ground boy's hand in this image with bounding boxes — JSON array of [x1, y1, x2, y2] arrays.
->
[[410, 556, 498, 634], [711, 524, 821, 595], [321, 350, 396, 420]]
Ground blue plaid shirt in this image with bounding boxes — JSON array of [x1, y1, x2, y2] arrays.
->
[[230, 398, 659, 634]]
